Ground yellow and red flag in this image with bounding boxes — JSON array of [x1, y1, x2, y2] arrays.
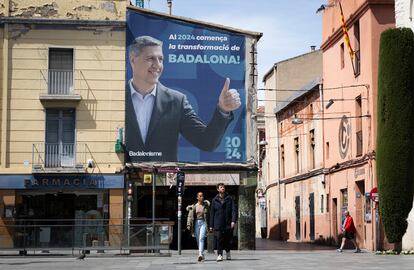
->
[[339, 2, 354, 59]]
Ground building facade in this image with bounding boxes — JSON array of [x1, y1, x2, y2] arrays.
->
[[261, 49, 323, 240], [321, 0, 394, 251], [261, 0, 396, 251], [0, 0, 127, 250]]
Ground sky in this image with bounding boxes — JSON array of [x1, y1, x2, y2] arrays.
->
[[139, 0, 325, 91]]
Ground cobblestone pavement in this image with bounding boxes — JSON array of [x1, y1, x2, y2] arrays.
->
[[1, 249, 414, 270]]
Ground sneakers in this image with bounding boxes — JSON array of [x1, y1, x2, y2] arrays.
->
[[197, 255, 203, 262], [336, 248, 343, 253], [216, 255, 223, 262], [226, 251, 231, 260], [354, 248, 361, 253]]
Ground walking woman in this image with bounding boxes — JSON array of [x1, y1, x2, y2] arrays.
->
[[186, 191, 210, 262]]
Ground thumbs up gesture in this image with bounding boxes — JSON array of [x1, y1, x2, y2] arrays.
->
[[218, 78, 241, 113]]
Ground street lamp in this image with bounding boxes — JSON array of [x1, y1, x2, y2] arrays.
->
[[167, 0, 172, 15]]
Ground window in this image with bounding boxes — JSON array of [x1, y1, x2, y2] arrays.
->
[[326, 194, 330, 213], [45, 109, 76, 168], [294, 137, 299, 173], [280, 144, 285, 178], [309, 104, 314, 117], [48, 48, 74, 95], [356, 96, 363, 156], [341, 189, 348, 208], [321, 194, 324, 213], [326, 142, 330, 160], [309, 129, 315, 169], [280, 122, 283, 134], [354, 20, 361, 76], [340, 43, 345, 69]]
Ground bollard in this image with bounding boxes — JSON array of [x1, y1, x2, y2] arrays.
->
[[207, 231, 214, 253]]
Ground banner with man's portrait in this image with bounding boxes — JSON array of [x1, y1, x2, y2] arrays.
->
[[126, 10, 246, 163]]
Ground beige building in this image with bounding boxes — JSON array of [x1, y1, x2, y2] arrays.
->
[[0, 0, 127, 249], [260, 49, 322, 239]]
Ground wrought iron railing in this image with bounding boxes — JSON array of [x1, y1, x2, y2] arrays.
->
[[32, 143, 87, 169], [47, 69, 74, 95]]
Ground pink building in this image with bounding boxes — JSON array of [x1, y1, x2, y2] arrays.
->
[[263, 0, 395, 251], [321, 0, 394, 250]]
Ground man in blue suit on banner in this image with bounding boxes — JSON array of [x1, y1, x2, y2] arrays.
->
[[126, 35, 241, 162]]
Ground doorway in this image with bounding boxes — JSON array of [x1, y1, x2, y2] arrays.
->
[[355, 180, 365, 246], [295, 196, 300, 240], [309, 193, 315, 241], [332, 198, 338, 241]]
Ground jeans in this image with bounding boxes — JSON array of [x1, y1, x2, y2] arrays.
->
[[194, 219, 207, 256]]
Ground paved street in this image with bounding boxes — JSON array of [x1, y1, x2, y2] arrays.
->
[[1, 248, 414, 270]]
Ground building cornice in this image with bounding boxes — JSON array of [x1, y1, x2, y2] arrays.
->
[[321, 0, 394, 52], [0, 17, 126, 28]]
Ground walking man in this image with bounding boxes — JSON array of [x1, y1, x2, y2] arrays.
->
[[209, 183, 236, 262], [337, 210, 361, 253]]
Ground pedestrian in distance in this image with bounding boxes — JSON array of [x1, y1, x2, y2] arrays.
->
[[209, 183, 237, 262], [337, 210, 361, 253], [186, 191, 210, 262]]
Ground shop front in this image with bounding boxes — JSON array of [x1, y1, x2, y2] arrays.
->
[[0, 174, 124, 250], [126, 166, 257, 250]]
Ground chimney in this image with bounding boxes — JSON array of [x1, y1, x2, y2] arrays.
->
[[310, 45, 316, 51]]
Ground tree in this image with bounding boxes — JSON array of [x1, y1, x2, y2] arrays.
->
[[377, 28, 414, 247]]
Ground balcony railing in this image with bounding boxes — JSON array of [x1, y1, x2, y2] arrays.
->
[[47, 69, 74, 95], [32, 143, 87, 171]]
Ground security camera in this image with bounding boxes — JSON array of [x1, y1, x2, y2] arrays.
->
[[87, 159, 95, 168]]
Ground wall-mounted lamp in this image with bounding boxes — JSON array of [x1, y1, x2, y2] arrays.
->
[[316, 4, 335, 14], [259, 140, 268, 146], [325, 99, 335, 109], [292, 117, 304, 125]]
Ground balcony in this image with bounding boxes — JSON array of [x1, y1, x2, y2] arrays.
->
[[32, 143, 88, 173], [39, 69, 81, 107]]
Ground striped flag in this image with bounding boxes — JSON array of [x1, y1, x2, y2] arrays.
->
[[339, 2, 354, 59]]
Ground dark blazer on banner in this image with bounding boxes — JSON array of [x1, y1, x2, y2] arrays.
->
[[125, 82, 234, 162]]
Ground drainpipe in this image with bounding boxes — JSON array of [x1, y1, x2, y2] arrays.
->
[[1, 0, 10, 168]]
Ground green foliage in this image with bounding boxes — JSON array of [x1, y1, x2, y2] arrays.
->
[[377, 28, 414, 243]]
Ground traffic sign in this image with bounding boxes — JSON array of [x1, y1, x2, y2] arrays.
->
[[370, 187, 378, 202]]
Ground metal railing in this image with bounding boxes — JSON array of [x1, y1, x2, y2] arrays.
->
[[32, 143, 87, 169], [47, 69, 74, 95], [0, 219, 173, 253]]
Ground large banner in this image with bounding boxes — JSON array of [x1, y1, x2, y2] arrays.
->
[[126, 10, 246, 163]]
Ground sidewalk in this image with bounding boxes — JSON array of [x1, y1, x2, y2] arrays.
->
[[255, 238, 335, 251], [1, 249, 414, 270]]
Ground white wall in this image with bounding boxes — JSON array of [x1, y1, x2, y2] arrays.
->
[[395, 0, 414, 29]]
